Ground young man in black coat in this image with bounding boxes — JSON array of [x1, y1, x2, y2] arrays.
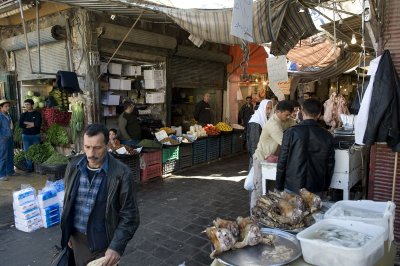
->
[[276, 99, 335, 196]]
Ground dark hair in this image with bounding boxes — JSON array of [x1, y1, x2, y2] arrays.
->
[[271, 95, 279, 101], [123, 101, 134, 111], [246, 96, 252, 100], [302, 99, 322, 117], [276, 100, 294, 113], [84, 123, 109, 144], [109, 128, 117, 135], [24, 99, 34, 105], [290, 100, 301, 108]]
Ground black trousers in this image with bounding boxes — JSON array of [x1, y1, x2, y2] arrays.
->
[[70, 231, 106, 266]]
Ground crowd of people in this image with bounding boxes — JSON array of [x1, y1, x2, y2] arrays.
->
[[240, 94, 335, 211]]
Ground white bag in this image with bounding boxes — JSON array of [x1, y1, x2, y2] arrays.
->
[[237, 88, 243, 101], [244, 167, 254, 191]]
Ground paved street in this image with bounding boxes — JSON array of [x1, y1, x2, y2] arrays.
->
[[0, 153, 250, 266]]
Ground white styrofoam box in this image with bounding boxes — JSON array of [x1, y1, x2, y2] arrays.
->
[[13, 187, 36, 206], [146, 92, 165, 104], [15, 219, 42, 233], [37, 189, 58, 209], [103, 106, 116, 117], [324, 200, 395, 241], [143, 69, 163, 80], [109, 78, 121, 90], [14, 207, 40, 220], [144, 79, 164, 89], [120, 79, 132, 90], [260, 162, 277, 180], [102, 92, 120, 106], [138, 109, 151, 115], [122, 65, 141, 76], [15, 215, 42, 227], [13, 200, 37, 213], [296, 219, 385, 266], [108, 63, 122, 75]]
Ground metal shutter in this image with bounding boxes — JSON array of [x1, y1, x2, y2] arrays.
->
[[368, 143, 400, 242], [170, 56, 225, 89], [14, 41, 69, 81]]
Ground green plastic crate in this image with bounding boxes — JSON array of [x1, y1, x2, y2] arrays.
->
[[162, 146, 180, 163]]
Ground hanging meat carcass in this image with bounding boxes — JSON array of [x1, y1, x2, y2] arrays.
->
[[323, 92, 349, 130]]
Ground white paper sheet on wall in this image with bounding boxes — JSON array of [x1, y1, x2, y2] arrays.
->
[[267, 55, 288, 83]]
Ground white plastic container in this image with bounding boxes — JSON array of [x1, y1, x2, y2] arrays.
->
[[144, 79, 164, 89], [324, 200, 395, 241], [109, 78, 121, 90], [296, 219, 385, 266], [146, 92, 165, 104], [120, 79, 132, 90], [143, 69, 163, 80], [107, 63, 122, 75]]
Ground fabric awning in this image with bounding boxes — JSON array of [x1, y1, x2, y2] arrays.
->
[[287, 37, 341, 69], [154, 0, 317, 55], [289, 52, 359, 80], [227, 44, 268, 75]]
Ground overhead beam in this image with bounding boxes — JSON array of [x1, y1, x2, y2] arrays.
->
[[0, 2, 71, 26]]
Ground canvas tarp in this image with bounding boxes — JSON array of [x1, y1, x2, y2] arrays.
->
[[154, 0, 318, 55]]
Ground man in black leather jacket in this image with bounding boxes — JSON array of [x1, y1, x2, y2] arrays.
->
[[276, 99, 335, 194], [60, 124, 140, 266]]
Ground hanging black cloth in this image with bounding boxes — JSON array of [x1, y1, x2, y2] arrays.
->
[[363, 50, 400, 152], [56, 71, 81, 93]]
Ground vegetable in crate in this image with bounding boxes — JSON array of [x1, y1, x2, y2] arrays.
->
[[46, 124, 69, 146], [13, 122, 23, 146], [43, 152, 68, 165], [203, 124, 220, 136], [215, 122, 232, 132], [26, 142, 55, 163]]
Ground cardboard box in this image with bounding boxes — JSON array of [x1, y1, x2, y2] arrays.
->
[[146, 92, 165, 104], [122, 65, 141, 76], [143, 70, 163, 80], [103, 106, 116, 117], [100, 80, 109, 91], [120, 79, 132, 90], [108, 63, 122, 75], [144, 79, 164, 89], [109, 78, 121, 90], [102, 92, 120, 106]]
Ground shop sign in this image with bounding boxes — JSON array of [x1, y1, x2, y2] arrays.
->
[[267, 55, 288, 83]]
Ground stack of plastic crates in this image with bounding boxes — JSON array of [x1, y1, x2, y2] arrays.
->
[[207, 136, 220, 161], [179, 142, 193, 169], [232, 131, 244, 154], [219, 133, 232, 157], [162, 145, 180, 175], [192, 138, 207, 165], [111, 153, 141, 185], [140, 150, 162, 182]]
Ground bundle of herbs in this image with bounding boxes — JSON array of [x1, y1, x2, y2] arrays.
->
[[42, 152, 68, 165], [26, 142, 55, 163], [46, 124, 69, 146]]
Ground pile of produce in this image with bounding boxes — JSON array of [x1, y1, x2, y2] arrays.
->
[[42, 152, 68, 165], [41, 108, 71, 129], [138, 139, 162, 149], [49, 87, 70, 110], [160, 136, 180, 145], [203, 124, 220, 136], [204, 216, 275, 259], [70, 97, 84, 141], [188, 124, 207, 138], [159, 127, 175, 135], [26, 142, 55, 163], [13, 122, 23, 146], [252, 189, 322, 230], [46, 124, 69, 146], [215, 122, 233, 132], [25, 91, 46, 108]]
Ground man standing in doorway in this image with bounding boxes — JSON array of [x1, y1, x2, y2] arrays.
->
[[194, 92, 212, 125], [61, 124, 140, 266], [118, 101, 141, 147], [239, 96, 254, 128], [0, 99, 14, 181], [276, 99, 335, 196], [19, 99, 42, 172]]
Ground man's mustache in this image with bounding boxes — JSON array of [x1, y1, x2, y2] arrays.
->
[[88, 156, 99, 160]]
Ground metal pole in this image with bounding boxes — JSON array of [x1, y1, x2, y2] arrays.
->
[[36, 0, 41, 73], [18, 0, 33, 74], [392, 152, 398, 202], [65, 16, 73, 71]]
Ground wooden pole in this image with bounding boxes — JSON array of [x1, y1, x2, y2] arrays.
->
[[392, 152, 398, 202]]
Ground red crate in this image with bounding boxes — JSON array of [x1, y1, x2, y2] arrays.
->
[[140, 150, 162, 167], [140, 163, 162, 183]]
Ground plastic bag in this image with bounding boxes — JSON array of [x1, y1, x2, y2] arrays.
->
[[244, 167, 254, 191]]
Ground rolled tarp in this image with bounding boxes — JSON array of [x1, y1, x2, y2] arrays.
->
[[0, 25, 66, 52]]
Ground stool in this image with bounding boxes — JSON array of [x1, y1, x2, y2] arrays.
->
[[260, 162, 277, 195]]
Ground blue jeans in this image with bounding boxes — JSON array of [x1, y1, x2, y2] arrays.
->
[[0, 136, 14, 178], [120, 139, 140, 147], [22, 134, 41, 171]]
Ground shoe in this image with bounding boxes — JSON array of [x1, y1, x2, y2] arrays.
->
[[0, 176, 9, 181]]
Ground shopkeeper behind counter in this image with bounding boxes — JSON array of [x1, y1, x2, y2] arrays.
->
[[194, 92, 212, 126], [118, 101, 141, 147]]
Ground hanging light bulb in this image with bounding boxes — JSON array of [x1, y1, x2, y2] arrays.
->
[[110, 14, 116, 20], [262, 81, 267, 85], [351, 34, 357, 44]]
